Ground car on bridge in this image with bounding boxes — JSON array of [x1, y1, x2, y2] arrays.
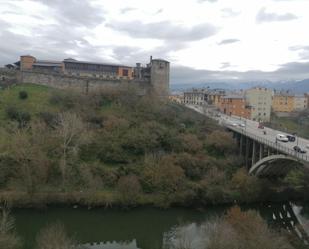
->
[[258, 123, 264, 129], [276, 134, 289, 142], [286, 134, 296, 142], [293, 145, 307, 153]]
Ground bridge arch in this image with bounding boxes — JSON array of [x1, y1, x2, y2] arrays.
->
[[249, 154, 304, 177]]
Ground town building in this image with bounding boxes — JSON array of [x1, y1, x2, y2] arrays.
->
[[272, 91, 294, 113], [220, 95, 251, 119], [183, 89, 208, 105], [19, 55, 133, 79], [245, 87, 273, 122], [294, 94, 308, 111], [208, 89, 226, 108], [169, 94, 183, 104]]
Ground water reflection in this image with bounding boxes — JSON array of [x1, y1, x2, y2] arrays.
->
[[13, 203, 309, 249], [84, 239, 140, 249]]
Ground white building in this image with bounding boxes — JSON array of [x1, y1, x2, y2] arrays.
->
[[245, 87, 273, 122], [294, 95, 308, 111], [183, 89, 208, 106]]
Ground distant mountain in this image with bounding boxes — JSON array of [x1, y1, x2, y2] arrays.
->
[[170, 79, 309, 93], [270, 79, 309, 93]]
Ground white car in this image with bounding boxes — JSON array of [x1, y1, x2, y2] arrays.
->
[[238, 123, 245, 127], [276, 134, 289, 142]]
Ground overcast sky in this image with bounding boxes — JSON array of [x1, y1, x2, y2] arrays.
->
[[1, 0, 309, 84]]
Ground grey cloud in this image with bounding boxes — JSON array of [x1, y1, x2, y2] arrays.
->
[[120, 7, 137, 14], [218, 39, 240, 45], [107, 21, 218, 42], [256, 7, 297, 23], [221, 8, 241, 17], [32, 0, 105, 27], [0, 0, 107, 65], [0, 20, 109, 66], [198, 0, 218, 3], [289, 45, 309, 59], [155, 9, 163, 14], [220, 62, 231, 69], [111, 41, 187, 66], [171, 61, 309, 85]]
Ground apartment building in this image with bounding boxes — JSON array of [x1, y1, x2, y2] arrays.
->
[[183, 89, 208, 105], [294, 94, 308, 111], [208, 89, 226, 108], [245, 87, 273, 122], [169, 94, 183, 104], [272, 91, 294, 113], [220, 95, 251, 119]]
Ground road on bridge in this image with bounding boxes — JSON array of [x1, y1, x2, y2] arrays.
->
[[187, 105, 309, 163]]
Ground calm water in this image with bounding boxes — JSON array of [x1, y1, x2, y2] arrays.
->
[[13, 202, 309, 249]]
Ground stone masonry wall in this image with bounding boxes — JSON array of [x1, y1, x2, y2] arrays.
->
[[20, 71, 151, 95], [0, 68, 18, 88]]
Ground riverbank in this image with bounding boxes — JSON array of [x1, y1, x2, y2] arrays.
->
[[1, 187, 308, 209], [11, 202, 309, 249]]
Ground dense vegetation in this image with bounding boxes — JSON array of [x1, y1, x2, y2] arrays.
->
[[267, 110, 309, 139], [0, 84, 308, 208]]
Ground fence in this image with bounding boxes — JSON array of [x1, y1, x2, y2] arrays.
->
[[227, 125, 309, 163]]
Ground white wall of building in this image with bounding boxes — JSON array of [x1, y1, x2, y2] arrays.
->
[[245, 87, 273, 122], [294, 95, 308, 111]]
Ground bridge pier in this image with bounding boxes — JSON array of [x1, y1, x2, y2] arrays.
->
[[252, 141, 256, 165], [245, 137, 250, 169], [239, 134, 243, 156], [259, 144, 264, 160]]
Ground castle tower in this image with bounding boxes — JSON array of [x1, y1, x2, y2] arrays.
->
[[150, 57, 170, 96], [20, 55, 36, 71]]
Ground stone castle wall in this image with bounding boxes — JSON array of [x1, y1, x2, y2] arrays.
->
[[19, 70, 151, 95], [0, 68, 18, 87], [0, 59, 170, 96]]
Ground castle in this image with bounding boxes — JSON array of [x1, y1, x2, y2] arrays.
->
[[1, 55, 170, 96]]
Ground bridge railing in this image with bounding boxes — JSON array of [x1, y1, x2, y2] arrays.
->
[[227, 125, 309, 163]]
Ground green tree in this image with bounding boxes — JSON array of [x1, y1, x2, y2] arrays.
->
[[141, 155, 185, 194], [117, 175, 141, 206], [231, 168, 262, 202], [206, 130, 236, 155]]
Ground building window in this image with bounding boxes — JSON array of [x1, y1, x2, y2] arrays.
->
[[122, 69, 129, 77]]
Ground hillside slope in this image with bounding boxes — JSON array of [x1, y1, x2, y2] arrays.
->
[[0, 84, 300, 208]]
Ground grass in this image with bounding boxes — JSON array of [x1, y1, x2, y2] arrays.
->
[[269, 115, 309, 139], [0, 84, 60, 121]]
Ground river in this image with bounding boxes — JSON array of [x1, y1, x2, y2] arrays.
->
[[13, 202, 309, 249]]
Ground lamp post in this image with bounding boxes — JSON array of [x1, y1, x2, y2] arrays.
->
[[295, 133, 298, 146]]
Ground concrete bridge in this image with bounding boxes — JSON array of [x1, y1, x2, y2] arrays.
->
[[265, 202, 309, 245], [228, 125, 309, 177], [187, 105, 309, 177]]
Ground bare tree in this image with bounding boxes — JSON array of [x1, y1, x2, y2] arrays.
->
[[55, 112, 89, 189], [0, 204, 21, 249], [9, 123, 51, 193], [36, 222, 78, 249]]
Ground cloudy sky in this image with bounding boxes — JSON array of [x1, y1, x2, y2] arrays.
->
[[1, 0, 309, 84]]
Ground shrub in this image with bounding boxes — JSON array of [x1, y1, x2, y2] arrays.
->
[[6, 106, 31, 126], [18, 91, 28, 100], [36, 222, 77, 249], [38, 112, 57, 127], [117, 175, 141, 206]]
